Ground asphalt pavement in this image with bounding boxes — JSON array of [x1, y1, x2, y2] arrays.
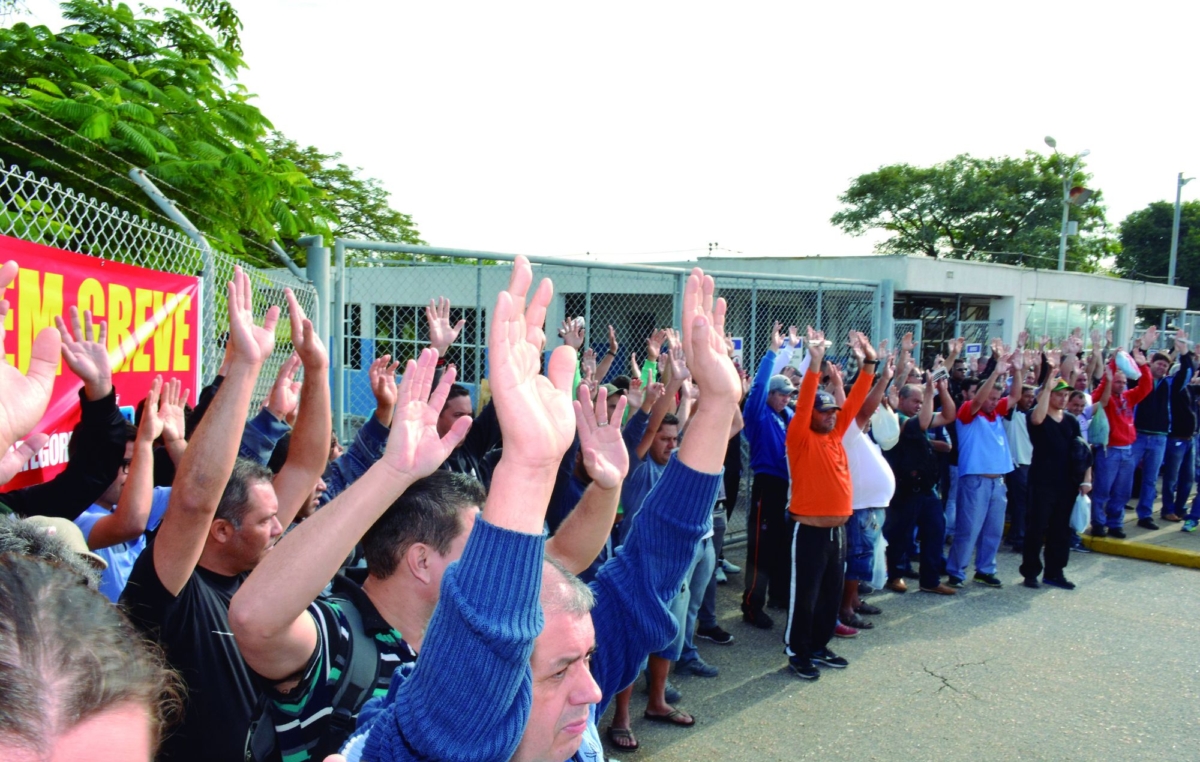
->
[[599, 542, 1200, 762]]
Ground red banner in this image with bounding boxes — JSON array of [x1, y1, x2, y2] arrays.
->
[[2, 235, 201, 488]]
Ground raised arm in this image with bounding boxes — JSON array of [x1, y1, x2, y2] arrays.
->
[[595, 324, 619, 381], [0, 261, 59, 473], [230, 350, 469, 682], [856, 350, 895, 427], [270, 290, 332, 526], [151, 267, 277, 596], [931, 376, 958, 428], [792, 326, 826, 433], [918, 377, 936, 431], [838, 331, 878, 431], [637, 346, 685, 460], [545, 385, 630, 574], [1030, 359, 1059, 426], [86, 376, 164, 550]]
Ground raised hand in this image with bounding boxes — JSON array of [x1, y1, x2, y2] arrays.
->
[[158, 378, 189, 445], [226, 265, 279, 367], [1140, 325, 1159, 351], [949, 337, 965, 356], [642, 381, 666, 411], [826, 362, 845, 392], [680, 267, 740, 405], [788, 325, 801, 347], [629, 350, 640, 377], [901, 332, 914, 353], [285, 288, 328, 370], [625, 377, 645, 410], [806, 325, 827, 366], [1090, 328, 1102, 349], [380, 349, 470, 479], [425, 296, 466, 355], [854, 331, 877, 361], [606, 324, 619, 355], [0, 261, 60, 453], [490, 257, 577, 468], [1175, 330, 1190, 355], [667, 343, 690, 386], [139, 376, 167, 444], [369, 354, 400, 425], [559, 317, 585, 351], [1017, 330, 1029, 350], [573, 384, 629, 490], [266, 353, 302, 422], [581, 347, 598, 383], [770, 321, 784, 352], [849, 332, 865, 363], [645, 328, 668, 363], [55, 306, 112, 400]]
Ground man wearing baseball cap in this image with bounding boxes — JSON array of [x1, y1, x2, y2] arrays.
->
[[783, 328, 877, 680]]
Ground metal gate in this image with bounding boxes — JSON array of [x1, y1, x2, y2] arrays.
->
[[893, 319, 923, 359]]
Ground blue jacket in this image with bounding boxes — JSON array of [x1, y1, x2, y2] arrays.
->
[[344, 454, 720, 762], [743, 350, 791, 480]]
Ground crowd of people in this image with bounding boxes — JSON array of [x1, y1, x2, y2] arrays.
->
[[0, 253, 1195, 761]]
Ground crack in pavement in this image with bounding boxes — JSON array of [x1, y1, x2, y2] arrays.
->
[[920, 661, 985, 699]]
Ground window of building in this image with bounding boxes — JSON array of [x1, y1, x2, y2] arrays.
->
[[1023, 301, 1118, 347]]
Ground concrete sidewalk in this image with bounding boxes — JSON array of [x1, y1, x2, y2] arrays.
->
[[1082, 503, 1200, 569]]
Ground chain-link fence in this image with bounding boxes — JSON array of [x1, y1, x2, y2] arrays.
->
[[0, 162, 317, 407], [333, 241, 883, 522]]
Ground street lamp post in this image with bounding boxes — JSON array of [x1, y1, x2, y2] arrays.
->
[[1168, 172, 1194, 286], [1045, 136, 1090, 271]]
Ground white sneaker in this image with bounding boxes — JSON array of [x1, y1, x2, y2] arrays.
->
[[720, 559, 741, 574], [715, 567, 728, 584]]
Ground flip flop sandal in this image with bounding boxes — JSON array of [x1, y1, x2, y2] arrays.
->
[[842, 613, 875, 630], [643, 709, 695, 727], [606, 726, 640, 751]]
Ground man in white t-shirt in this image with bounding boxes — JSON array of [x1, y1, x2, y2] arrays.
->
[[837, 355, 895, 629]]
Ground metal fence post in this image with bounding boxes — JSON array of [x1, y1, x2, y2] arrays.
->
[[673, 273, 684, 333], [749, 279, 758, 367], [333, 240, 346, 442], [816, 283, 824, 332], [584, 267, 593, 345], [127, 168, 215, 381], [879, 279, 894, 347], [474, 259, 483, 405], [298, 235, 330, 345]]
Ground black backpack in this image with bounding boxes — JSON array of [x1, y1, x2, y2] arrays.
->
[[244, 597, 378, 762], [884, 424, 939, 494]]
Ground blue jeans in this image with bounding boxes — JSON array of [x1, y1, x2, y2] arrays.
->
[[699, 505, 727, 630], [947, 474, 1007, 580], [1131, 433, 1168, 520], [1161, 436, 1195, 517], [944, 465, 958, 539], [673, 536, 716, 666], [845, 507, 883, 581], [1091, 445, 1135, 529]]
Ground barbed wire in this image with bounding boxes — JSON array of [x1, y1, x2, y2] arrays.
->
[[0, 109, 288, 268]]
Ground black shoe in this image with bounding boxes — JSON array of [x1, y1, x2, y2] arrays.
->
[[1022, 577, 1040, 589], [788, 656, 819, 680], [811, 647, 849, 669], [742, 608, 774, 629], [858, 582, 876, 597], [1091, 525, 1108, 538], [696, 625, 735, 645], [1108, 527, 1127, 539], [1042, 576, 1077, 590], [1137, 518, 1160, 531], [854, 602, 882, 616], [973, 572, 1003, 588], [946, 576, 965, 589]]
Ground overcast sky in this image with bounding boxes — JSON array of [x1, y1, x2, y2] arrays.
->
[[16, 0, 1200, 263]]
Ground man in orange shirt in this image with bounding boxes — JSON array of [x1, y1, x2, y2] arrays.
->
[[783, 328, 877, 680]]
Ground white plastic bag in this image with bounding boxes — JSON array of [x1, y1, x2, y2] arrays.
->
[[1070, 493, 1091, 534], [871, 406, 901, 452], [1114, 350, 1142, 381], [871, 531, 888, 590]]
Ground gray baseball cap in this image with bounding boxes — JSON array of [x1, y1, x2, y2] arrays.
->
[[768, 374, 797, 395]]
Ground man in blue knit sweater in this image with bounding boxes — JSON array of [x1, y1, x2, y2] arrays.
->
[[340, 260, 737, 762]]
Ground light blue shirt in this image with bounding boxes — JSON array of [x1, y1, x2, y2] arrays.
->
[[75, 486, 172, 602]]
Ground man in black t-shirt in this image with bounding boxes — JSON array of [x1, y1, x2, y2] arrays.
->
[[121, 274, 331, 762], [1022, 360, 1091, 590]]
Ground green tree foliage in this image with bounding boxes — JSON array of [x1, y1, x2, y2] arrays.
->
[[266, 133, 424, 263], [0, 1, 420, 266], [1116, 200, 1200, 309], [831, 152, 1115, 271]]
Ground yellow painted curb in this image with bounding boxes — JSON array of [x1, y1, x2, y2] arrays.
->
[[1082, 535, 1200, 569]]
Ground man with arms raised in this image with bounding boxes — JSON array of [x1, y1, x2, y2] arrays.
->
[[120, 271, 330, 762], [230, 345, 630, 760], [339, 261, 737, 762]]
